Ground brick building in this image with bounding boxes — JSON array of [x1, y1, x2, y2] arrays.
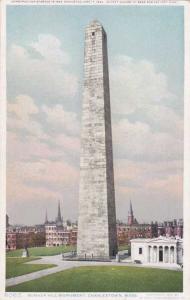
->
[[117, 202, 183, 246], [45, 202, 77, 247], [157, 219, 183, 238], [6, 202, 182, 251], [6, 216, 46, 251], [117, 222, 158, 245]]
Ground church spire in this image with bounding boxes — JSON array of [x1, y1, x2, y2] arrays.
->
[[129, 200, 133, 216], [56, 200, 63, 226], [45, 209, 48, 225], [58, 201, 61, 219], [127, 200, 135, 225]]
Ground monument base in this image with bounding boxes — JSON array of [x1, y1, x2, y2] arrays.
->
[[22, 249, 29, 258], [62, 253, 116, 262]]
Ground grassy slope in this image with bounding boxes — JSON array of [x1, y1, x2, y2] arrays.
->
[[6, 257, 56, 279], [7, 244, 128, 257], [6, 245, 76, 257], [6, 266, 183, 292]]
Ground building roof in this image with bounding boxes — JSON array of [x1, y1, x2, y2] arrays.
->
[[130, 236, 183, 244]]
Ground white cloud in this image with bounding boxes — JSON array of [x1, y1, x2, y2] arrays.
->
[[7, 94, 82, 180], [7, 159, 79, 205], [8, 94, 39, 120], [110, 56, 183, 163], [7, 132, 64, 162], [42, 104, 80, 136], [31, 34, 70, 65], [114, 158, 183, 222], [140, 104, 183, 138], [7, 170, 63, 205], [113, 118, 183, 162], [7, 36, 78, 100], [110, 55, 176, 115], [54, 133, 80, 153], [115, 159, 183, 187], [7, 95, 47, 139]]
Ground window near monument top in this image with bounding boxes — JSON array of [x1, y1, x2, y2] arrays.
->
[[92, 32, 95, 36], [139, 247, 143, 254]]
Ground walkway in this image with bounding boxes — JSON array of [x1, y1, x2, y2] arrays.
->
[[6, 254, 182, 287]]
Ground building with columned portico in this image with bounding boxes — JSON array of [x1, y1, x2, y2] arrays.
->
[[131, 236, 183, 266]]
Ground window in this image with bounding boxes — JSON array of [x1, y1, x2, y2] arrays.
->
[[139, 247, 142, 254], [92, 32, 95, 36]]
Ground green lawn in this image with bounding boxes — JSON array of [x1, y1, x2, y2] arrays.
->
[[6, 245, 76, 257], [6, 266, 183, 292], [6, 257, 56, 279], [7, 245, 127, 257]]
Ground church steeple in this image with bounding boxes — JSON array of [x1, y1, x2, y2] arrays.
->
[[129, 200, 133, 216], [56, 201, 63, 226], [45, 209, 48, 225], [127, 200, 136, 225]]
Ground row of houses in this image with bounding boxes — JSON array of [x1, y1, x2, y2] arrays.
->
[[117, 219, 183, 245], [6, 223, 77, 251], [117, 201, 183, 245], [6, 202, 183, 251], [6, 204, 78, 250]]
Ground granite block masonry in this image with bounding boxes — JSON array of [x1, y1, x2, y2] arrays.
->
[[77, 20, 118, 258]]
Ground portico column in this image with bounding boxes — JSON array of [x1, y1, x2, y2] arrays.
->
[[157, 246, 159, 263], [170, 246, 174, 263], [154, 247, 157, 263], [169, 246, 171, 263], [174, 246, 177, 263], [150, 246, 152, 263], [165, 246, 168, 263], [152, 246, 154, 263], [163, 246, 165, 263], [153, 247, 155, 262], [148, 246, 151, 263]]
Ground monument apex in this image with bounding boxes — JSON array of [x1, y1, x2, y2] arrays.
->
[[77, 21, 118, 258]]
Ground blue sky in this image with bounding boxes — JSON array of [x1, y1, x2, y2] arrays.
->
[[7, 5, 184, 106], [6, 5, 184, 225]]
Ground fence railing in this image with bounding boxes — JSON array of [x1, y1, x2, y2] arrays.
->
[[62, 253, 116, 262]]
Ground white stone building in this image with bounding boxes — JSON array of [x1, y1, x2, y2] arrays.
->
[[45, 223, 70, 247], [45, 202, 70, 247], [131, 236, 183, 266]]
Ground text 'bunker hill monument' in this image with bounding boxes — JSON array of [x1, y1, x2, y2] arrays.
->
[[77, 20, 118, 258]]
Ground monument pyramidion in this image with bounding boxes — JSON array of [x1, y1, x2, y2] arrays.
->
[[77, 20, 118, 259]]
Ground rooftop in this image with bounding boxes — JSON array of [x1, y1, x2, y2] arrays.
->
[[130, 236, 183, 243]]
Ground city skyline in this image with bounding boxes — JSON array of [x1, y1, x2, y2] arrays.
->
[[7, 6, 184, 225], [6, 200, 183, 227]]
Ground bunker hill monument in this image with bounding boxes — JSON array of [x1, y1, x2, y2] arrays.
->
[[77, 20, 118, 258]]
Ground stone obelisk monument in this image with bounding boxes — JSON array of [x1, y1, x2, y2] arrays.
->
[[77, 20, 118, 258]]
